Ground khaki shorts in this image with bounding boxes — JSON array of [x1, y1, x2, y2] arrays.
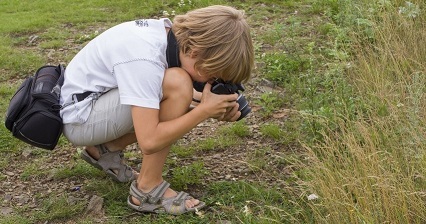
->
[[63, 88, 134, 146]]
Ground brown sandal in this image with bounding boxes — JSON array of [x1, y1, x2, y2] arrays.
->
[[80, 144, 137, 183], [127, 180, 205, 215]]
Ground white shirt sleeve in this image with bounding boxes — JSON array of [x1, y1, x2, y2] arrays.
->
[[113, 60, 164, 109]]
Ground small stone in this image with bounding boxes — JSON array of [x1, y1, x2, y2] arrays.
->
[[217, 220, 232, 224], [47, 49, 55, 59], [4, 194, 13, 202], [307, 193, 319, 201], [67, 196, 78, 205], [259, 78, 275, 88], [4, 172, 14, 176], [85, 195, 104, 216], [15, 195, 30, 204], [1, 207, 13, 215], [28, 35, 39, 44], [21, 149, 32, 158]]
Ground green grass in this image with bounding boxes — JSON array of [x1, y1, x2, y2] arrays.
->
[[33, 194, 86, 221], [246, 147, 271, 171], [1, 0, 426, 223], [218, 121, 251, 138], [171, 121, 250, 158], [206, 181, 299, 223], [170, 161, 208, 190], [0, 0, 218, 80], [53, 159, 105, 180]]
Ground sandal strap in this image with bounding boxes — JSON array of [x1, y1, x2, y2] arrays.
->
[[162, 191, 194, 215], [92, 144, 136, 182], [96, 144, 110, 155], [173, 191, 189, 206], [129, 180, 170, 205], [129, 181, 148, 207], [148, 181, 170, 204], [105, 163, 135, 182]]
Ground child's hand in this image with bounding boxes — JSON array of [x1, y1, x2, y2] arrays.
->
[[218, 103, 241, 122], [199, 82, 239, 120]]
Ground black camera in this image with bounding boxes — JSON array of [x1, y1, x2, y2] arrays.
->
[[193, 80, 251, 121]]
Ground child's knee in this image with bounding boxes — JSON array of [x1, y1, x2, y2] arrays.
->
[[162, 68, 193, 101]]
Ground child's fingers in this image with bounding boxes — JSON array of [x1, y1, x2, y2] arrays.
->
[[218, 93, 238, 103], [229, 111, 241, 121], [221, 104, 240, 121], [226, 93, 239, 102], [202, 82, 212, 94]]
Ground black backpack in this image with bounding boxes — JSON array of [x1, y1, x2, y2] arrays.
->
[[5, 64, 65, 150]]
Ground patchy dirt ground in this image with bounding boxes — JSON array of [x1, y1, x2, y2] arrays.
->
[[0, 68, 291, 220], [0, 8, 296, 220]]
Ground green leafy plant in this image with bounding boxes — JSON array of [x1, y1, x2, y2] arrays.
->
[[218, 121, 251, 138], [398, 1, 420, 19], [260, 123, 283, 140], [171, 144, 197, 157], [170, 161, 208, 190], [255, 92, 284, 117]]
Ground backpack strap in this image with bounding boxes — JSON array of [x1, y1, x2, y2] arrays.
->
[[166, 30, 181, 68], [56, 64, 65, 86], [51, 64, 66, 98], [73, 91, 94, 102]]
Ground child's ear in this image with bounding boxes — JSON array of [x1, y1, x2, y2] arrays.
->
[[189, 50, 199, 58]]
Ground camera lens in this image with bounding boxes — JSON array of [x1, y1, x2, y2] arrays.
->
[[205, 80, 251, 120], [236, 94, 251, 121]]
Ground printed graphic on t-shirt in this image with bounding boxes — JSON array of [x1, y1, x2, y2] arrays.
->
[[135, 19, 149, 27]]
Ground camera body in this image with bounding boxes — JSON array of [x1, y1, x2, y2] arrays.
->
[[194, 80, 251, 121]]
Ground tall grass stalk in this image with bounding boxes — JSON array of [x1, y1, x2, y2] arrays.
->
[[302, 1, 426, 223], [305, 117, 426, 223]]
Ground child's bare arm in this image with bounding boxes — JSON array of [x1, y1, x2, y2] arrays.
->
[[132, 83, 237, 154]]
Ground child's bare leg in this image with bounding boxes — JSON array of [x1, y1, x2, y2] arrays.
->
[[133, 68, 200, 208], [84, 133, 139, 180], [85, 133, 137, 159]]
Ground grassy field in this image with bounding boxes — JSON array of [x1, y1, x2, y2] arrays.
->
[[1, 0, 425, 223]]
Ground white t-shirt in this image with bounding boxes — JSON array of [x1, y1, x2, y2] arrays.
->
[[60, 18, 172, 124]]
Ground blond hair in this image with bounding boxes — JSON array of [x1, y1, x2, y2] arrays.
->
[[173, 5, 254, 83]]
